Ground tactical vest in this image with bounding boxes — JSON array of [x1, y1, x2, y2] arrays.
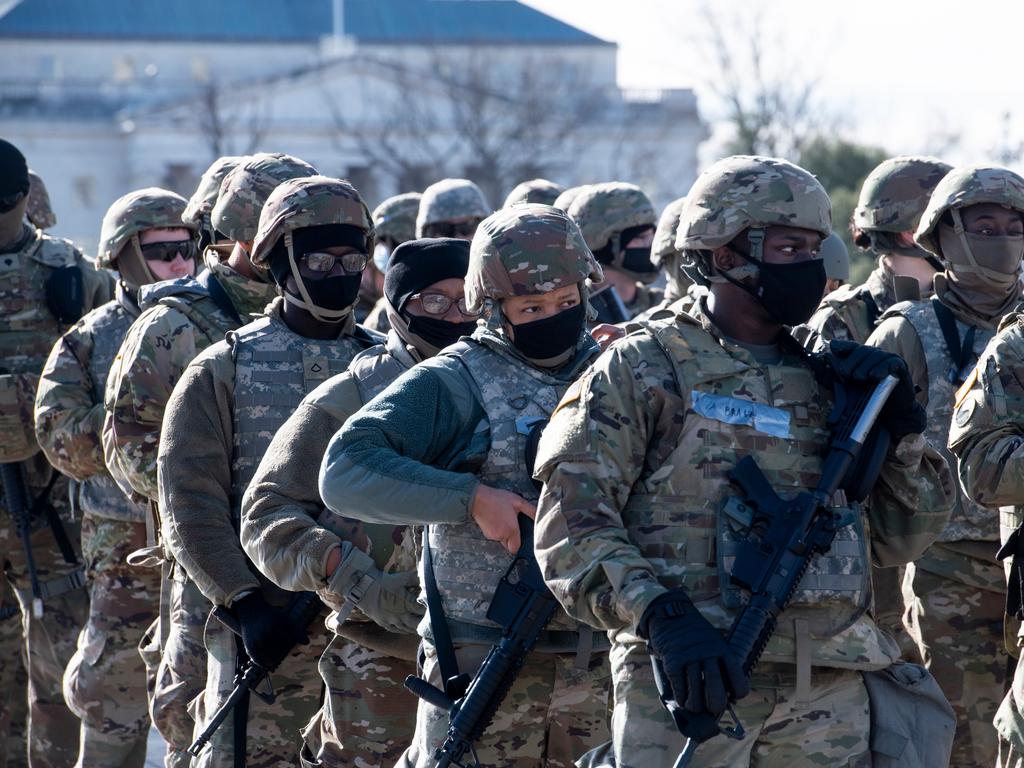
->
[[0, 230, 81, 462], [624, 321, 872, 661], [817, 283, 881, 345], [319, 337, 414, 574], [228, 312, 371, 521], [893, 300, 996, 542], [428, 338, 574, 630], [73, 289, 148, 522]]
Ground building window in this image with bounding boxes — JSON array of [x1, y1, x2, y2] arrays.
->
[[72, 176, 95, 208]]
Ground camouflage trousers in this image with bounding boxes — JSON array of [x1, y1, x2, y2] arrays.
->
[[599, 640, 871, 768], [63, 515, 159, 768], [871, 565, 920, 663], [299, 635, 416, 767], [996, 643, 1024, 768], [0, 573, 28, 768], [0, 477, 88, 768], [396, 640, 611, 768], [190, 605, 329, 768], [150, 566, 209, 768], [903, 544, 1005, 768]]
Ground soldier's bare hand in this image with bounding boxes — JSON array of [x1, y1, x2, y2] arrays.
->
[[591, 323, 625, 351], [470, 484, 536, 553]]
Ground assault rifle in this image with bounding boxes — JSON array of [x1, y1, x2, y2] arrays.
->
[[1, 463, 45, 618], [187, 590, 324, 757], [662, 374, 898, 768], [405, 515, 558, 768]]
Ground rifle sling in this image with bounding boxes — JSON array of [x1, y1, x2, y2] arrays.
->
[[422, 527, 461, 694], [35, 470, 77, 566], [232, 634, 250, 768], [931, 298, 976, 383]]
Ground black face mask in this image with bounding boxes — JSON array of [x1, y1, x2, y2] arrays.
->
[[292, 273, 362, 313], [749, 258, 826, 326], [407, 314, 476, 350], [621, 246, 658, 278], [507, 303, 586, 361]]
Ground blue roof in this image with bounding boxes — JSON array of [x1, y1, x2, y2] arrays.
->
[[0, 0, 608, 45]]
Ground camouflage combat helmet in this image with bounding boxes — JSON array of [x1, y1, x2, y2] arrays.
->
[[25, 170, 56, 229], [651, 196, 687, 267], [98, 187, 195, 268], [211, 152, 318, 243], [182, 155, 246, 233], [552, 184, 589, 212], [916, 165, 1024, 259], [568, 182, 657, 254], [416, 178, 490, 236], [372, 192, 422, 245], [677, 155, 831, 281], [465, 204, 603, 313], [853, 156, 951, 234], [503, 178, 565, 208], [250, 175, 374, 269]]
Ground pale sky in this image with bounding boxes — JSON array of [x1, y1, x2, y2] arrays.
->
[[522, 0, 1024, 169]]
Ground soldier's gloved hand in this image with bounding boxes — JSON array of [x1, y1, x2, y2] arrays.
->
[[328, 547, 422, 635], [230, 591, 308, 671], [827, 340, 926, 440], [638, 589, 749, 718]]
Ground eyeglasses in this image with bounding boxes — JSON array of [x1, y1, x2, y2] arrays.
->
[[301, 251, 368, 274], [139, 239, 199, 263], [409, 292, 480, 317], [428, 220, 480, 238]]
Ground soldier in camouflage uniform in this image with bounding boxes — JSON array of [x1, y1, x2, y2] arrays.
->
[[533, 156, 955, 768], [801, 156, 951, 348], [950, 293, 1024, 767], [181, 155, 245, 252], [415, 178, 490, 240], [3, 166, 56, 768], [629, 196, 703, 325], [34, 188, 198, 768], [822, 232, 849, 295], [159, 176, 384, 768], [0, 138, 112, 768], [241, 237, 478, 766], [101, 153, 306, 768], [24, 172, 56, 231], [866, 164, 1024, 767], [568, 182, 663, 319], [502, 178, 564, 208], [320, 205, 612, 767], [363, 192, 422, 333]]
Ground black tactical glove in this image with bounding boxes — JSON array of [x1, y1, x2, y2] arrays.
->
[[638, 589, 749, 719], [827, 340, 926, 440], [230, 591, 308, 671]]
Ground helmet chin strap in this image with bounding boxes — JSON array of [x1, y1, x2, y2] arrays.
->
[[949, 208, 1020, 287], [715, 227, 765, 299], [283, 231, 352, 324]]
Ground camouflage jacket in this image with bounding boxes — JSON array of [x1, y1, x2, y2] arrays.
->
[[240, 329, 421, 657], [363, 295, 392, 334], [319, 326, 599, 646], [533, 302, 953, 668], [103, 251, 276, 503], [801, 258, 901, 348], [35, 282, 147, 522], [158, 298, 377, 606], [949, 310, 1024, 547], [626, 282, 664, 320], [869, 297, 1000, 543]]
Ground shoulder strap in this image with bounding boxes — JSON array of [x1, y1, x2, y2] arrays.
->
[[197, 269, 242, 326], [930, 298, 976, 384]]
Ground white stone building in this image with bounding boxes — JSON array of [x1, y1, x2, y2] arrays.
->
[[0, 0, 706, 255]]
